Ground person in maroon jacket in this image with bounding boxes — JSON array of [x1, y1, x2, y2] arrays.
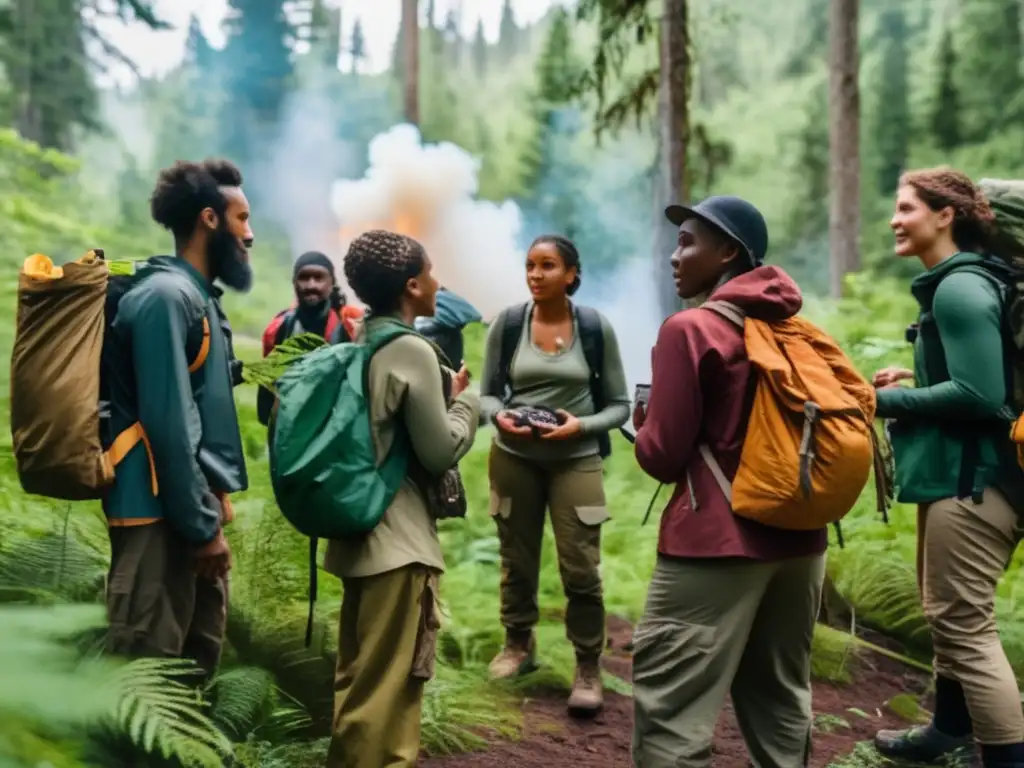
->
[[630, 196, 827, 768]]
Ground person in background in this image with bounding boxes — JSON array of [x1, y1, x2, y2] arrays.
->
[[631, 196, 826, 768], [414, 285, 482, 367], [103, 159, 253, 681], [324, 230, 480, 768], [257, 250, 363, 425], [479, 234, 630, 718], [872, 168, 1024, 768]]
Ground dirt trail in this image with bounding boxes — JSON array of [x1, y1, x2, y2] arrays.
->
[[419, 617, 933, 768]]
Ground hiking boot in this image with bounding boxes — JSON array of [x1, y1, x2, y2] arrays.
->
[[874, 724, 972, 764], [567, 658, 604, 717], [488, 631, 537, 680]]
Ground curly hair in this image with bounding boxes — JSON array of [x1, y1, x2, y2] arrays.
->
[[529, 234, 582, 296], [900, 166, 996, 252], [150, 159, 244, 241], [343, 230, 426, 314]]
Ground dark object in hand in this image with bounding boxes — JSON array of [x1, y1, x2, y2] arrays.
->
[[513, 406, 565, 438]]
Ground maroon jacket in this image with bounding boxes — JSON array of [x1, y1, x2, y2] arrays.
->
[[635, 266, 829, 560]]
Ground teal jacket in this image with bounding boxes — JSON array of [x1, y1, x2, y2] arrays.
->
[[102, 256, 248, 543], [878, 252, 1018, 504]]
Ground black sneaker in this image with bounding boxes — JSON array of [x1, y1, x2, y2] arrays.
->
[[874, 724, 972, 763]]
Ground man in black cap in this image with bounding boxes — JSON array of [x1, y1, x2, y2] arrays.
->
[[257, 250, 363, 425], [630, 196, 827, 767]]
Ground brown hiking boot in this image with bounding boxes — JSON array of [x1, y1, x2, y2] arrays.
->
[[567, 658, 604, 717], [488, 631, 537, 680]]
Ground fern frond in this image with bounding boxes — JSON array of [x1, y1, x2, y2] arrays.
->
[[209, 666, 276, 740], [254, 706, 314, 743], [102, 657, 232, 768], [0, 530, 106, 603], [242, 332, 328, 391]]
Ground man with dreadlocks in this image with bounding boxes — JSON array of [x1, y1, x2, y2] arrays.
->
[[324, 230, 480, 768], [257, 250, 363, 425], [102, 159, 253, 680]]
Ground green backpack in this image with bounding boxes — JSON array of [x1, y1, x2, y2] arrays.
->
[[269, 319, 415, 539], [268, 320, 416, 645]]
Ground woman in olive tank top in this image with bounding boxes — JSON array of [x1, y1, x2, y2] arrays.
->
[[479, 235, 630, 717]]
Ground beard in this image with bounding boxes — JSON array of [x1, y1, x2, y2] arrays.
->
[[208, 225, 253, 294]]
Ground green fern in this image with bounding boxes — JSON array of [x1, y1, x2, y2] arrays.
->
[[241, 333, 328, 392], [208, 666, 276, 741], [103, 657, 233, 768], [224, 604, 335, 735], [0, 528, 106, 604], [253, 705, 314, 743]]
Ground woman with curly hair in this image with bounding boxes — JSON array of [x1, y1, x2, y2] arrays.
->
[[479, 234, 630, 717], [323, 230, 480, 768], [872, 168, 1024, 768]]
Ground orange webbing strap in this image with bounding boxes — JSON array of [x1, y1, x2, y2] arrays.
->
[[104, 317, 210, 499], [105, 422, 159, 496], [189, 317, 211, 373]]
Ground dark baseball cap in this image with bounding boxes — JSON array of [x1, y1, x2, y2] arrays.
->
[[665, 195, 769, 267]]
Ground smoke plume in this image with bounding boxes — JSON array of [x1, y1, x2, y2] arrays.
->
[[329, 124, 529, 321]]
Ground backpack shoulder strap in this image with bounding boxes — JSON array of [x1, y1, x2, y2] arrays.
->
[[136, 268, 212, 373], [189, 316, 211, 373], [702, 299, 747, 328], [496, 303, 529, 400], [576, 305, 605, 377], [278, 308, 298, 345], [574, 304, 613, 459]]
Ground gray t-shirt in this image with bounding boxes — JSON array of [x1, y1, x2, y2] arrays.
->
[[480, 303, 630, 462]]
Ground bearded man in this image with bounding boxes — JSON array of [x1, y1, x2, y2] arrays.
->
[[101, 159, 253, 680]]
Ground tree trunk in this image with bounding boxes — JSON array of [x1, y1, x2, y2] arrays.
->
[[402, 0, 420, 125], [828, 0, 861, 298], [653, 0, 690, 318]]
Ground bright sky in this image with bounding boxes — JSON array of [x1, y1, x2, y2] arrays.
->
[[94, 0, 571, 84]]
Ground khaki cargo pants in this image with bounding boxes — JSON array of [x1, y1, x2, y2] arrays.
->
[[488, 444, 608, 660], [922, 488, 1024, 745], [632, 553, 826, 768], [327, 565, 441, 768], [105, 522, 227, 680]]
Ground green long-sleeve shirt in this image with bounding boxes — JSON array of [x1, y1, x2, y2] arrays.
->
[[104, 257, 247, 543], [878, 252, 1017, 503], [480, 303, 630, 462]]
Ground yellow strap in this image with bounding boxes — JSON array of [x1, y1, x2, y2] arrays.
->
[[189, 317, 211, 374], [105, 422, 159, 496]]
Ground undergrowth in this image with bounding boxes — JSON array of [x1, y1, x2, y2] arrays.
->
[[3, 233, 1023, 765]]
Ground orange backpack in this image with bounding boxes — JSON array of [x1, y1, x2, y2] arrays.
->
[[695, 300, 888, 531]]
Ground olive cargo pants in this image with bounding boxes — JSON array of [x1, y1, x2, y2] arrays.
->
[[327, 565, 442, 768], [632, 553, 826, 768], [105, 522, 227, 680], [488, 444, 609, 660], [922, 489, 1024, 745]]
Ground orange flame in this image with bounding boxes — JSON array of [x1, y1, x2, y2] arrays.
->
[[339, 212, 423, 245]]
